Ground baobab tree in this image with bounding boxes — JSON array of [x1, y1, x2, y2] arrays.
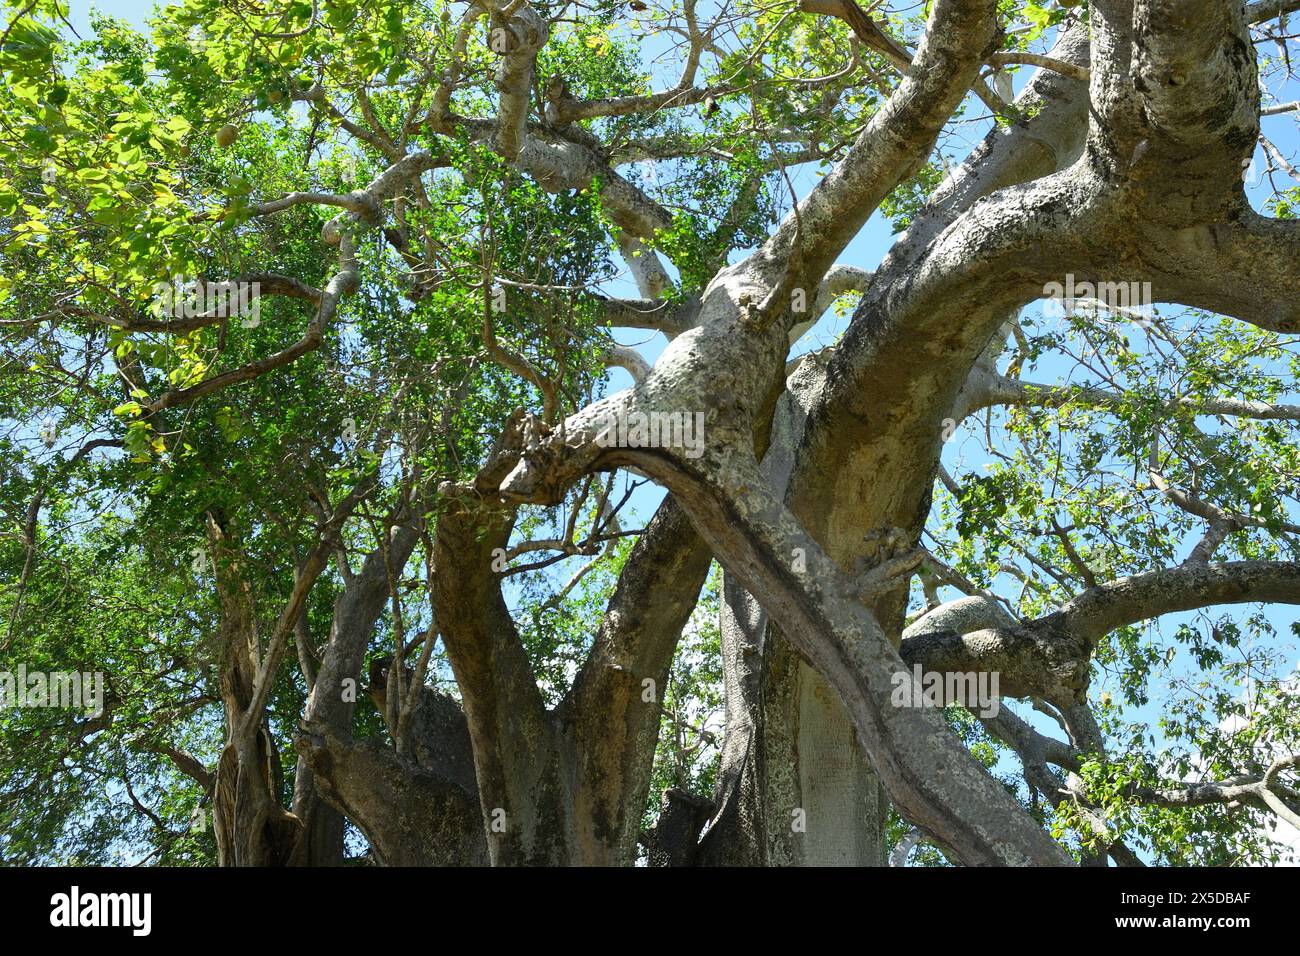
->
[[3, 0, 1300, 867]]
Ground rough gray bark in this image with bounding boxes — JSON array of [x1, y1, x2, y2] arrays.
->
[[344, 434, 712, 865], [501, 0, 1075, 866], [298, 726, 486, 867], [701, 362, 886, 866], [645, 789, 716, 866], [285, 428, 710, 867], [692, 19, 1094, 867]]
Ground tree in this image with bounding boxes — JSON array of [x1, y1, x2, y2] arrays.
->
[[3, 0, 1300, 867]]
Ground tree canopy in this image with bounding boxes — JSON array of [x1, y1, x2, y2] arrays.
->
[[2, 0, 1300, 867]]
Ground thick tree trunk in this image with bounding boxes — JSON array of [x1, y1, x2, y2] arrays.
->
[[702, 586, 887, 866], [297, 479, 711, 866], [694, 23, 1095, 867], [701, 376, 886, 866], [298, 728, 487, 866]]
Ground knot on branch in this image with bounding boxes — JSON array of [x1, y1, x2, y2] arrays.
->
[[497, 408, 606, 505], [487, 6, 548, 62], [1131, 0, 1256, 147]]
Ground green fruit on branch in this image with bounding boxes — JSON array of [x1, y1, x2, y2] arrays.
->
[[214, 124, 239, 148]]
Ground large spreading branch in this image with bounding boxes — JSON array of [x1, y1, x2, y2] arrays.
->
[[900, 561, 1300, 709]]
